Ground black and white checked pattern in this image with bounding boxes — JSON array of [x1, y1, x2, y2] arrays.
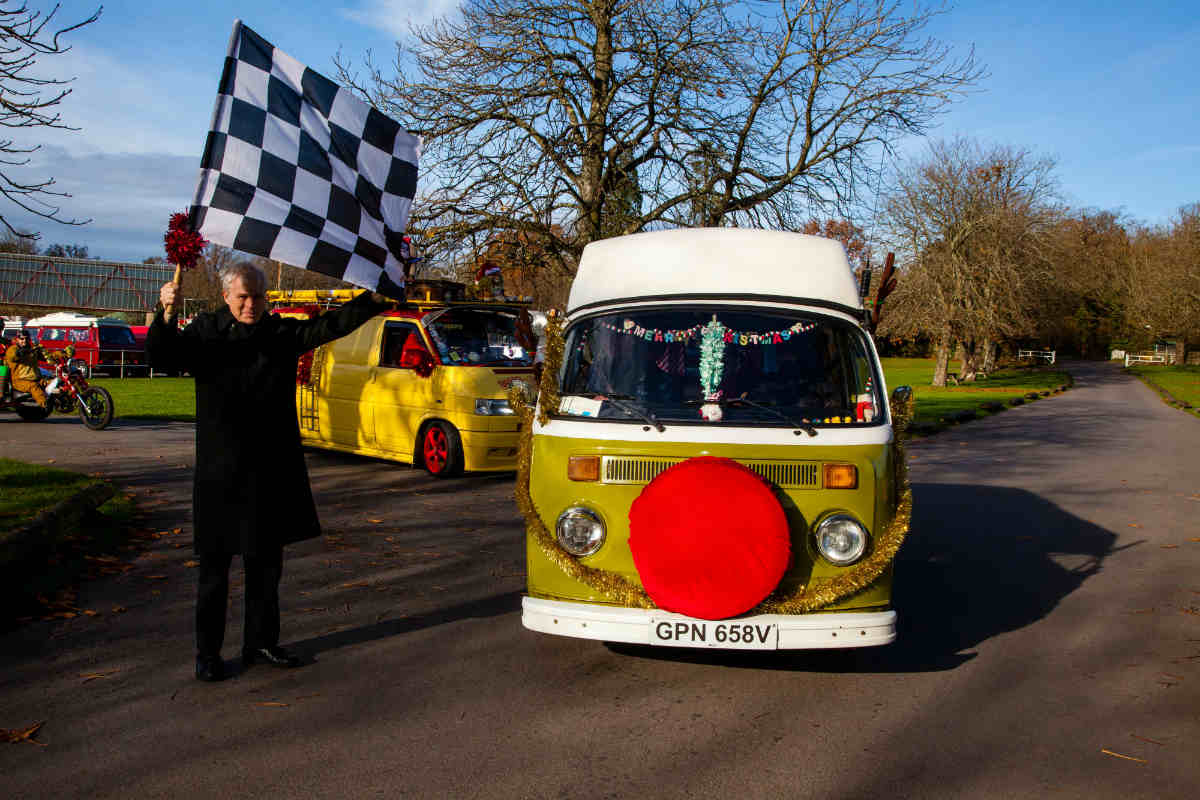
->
[[190, 22, 420, 296]]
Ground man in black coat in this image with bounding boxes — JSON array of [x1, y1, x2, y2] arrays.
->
[[148, 263, 389, 682]]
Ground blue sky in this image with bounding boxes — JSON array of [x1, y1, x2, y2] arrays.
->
[[6, 0, 1197, 262]]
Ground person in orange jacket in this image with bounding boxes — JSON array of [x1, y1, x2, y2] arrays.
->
[[3, 331, 72, 407]]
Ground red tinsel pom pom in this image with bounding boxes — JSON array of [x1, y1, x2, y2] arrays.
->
[[163, 211, 206, 270], [628, 457, 791, 620]]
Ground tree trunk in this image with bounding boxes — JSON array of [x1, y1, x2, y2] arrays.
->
[[932, 337, 951, 387], [959, 338, 979, 382], [981, 339, 997, 372]]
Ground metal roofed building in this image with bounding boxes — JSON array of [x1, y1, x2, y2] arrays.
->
[[0, 253, 173, 314]]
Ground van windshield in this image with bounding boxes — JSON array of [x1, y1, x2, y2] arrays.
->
[[99, 327, 135, 347], [425, 308, 534, 367], [559, 309, 883, 426]]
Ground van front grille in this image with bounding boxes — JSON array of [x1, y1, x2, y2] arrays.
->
[[599, 456, 821, 488], [602, 457, 682, 484]]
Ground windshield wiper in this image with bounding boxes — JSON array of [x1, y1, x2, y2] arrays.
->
[[598, 393, 666, 432], [687, 396, 818, 437]]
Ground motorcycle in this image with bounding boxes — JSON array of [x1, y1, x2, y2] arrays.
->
[[0, 358, 115, 430]]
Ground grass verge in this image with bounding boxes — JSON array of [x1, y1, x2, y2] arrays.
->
[[90, 376, 195, 421], [0, 458, 138, 627], [0, 458, 100, 535], [1125, 365, 1200, 418], [881, 358, 1073, 434]]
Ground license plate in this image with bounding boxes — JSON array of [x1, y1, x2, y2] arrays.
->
[[650, 619, 778, 649]]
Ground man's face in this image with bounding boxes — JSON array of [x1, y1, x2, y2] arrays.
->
[[223, 275, 267, 325]]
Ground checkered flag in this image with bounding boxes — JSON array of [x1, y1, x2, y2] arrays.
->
[[190, 20, 420, 297]]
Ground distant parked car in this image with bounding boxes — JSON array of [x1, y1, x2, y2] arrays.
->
[[25, 312, 145, 374]]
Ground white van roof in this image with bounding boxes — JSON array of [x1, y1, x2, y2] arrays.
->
[[566, 228, 862, 317], [26, 312, 130, 327], [26, 312, 99, 327]]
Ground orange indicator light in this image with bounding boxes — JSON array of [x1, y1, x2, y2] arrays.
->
[[568, 455, 601, 482], [823, 463, 858, 489]]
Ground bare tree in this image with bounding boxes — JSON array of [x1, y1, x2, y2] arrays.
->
[[344, 0, 980, 277], [879, 138, 1060, 384], [1037, 210, 1132, 358], [0, 3, 102, 238], [0, 226, 35, 252], [1128, 204, 1200, 352]]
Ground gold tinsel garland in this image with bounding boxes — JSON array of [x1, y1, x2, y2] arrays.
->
[[534, 314, 564, 427], [508, 319, 913, 616]]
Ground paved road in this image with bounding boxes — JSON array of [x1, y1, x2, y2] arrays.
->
[[1, 362, 1197, 798]]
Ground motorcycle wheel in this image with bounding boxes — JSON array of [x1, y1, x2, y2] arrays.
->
[[15, 403, 52, 422], [77, 386, 115, 430]]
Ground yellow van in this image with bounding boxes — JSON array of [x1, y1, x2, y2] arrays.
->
[[272, 290, 534, 477], [515, 229, 912, 650]]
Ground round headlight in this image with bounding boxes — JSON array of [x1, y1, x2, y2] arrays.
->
[[555, 507, 606, 557], [814, 514, 868, 566]]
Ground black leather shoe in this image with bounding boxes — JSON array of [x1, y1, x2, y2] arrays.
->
[[242, 646, 302, 668], [195, 654, 226, 682]]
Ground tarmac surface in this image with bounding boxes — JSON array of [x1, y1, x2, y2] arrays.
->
[[1, 361, 1197, 798]]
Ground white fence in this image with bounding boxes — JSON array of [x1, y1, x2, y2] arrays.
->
[[1018, 349, 1056, 364], [1124, 353, 1167, 367], [78, 349, 151, 378]]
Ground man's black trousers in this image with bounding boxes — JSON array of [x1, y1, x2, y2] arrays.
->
[[196, 549, 283, 656]]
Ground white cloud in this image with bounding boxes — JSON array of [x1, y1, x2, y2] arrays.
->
[[338, 0, 462, 39], [8, 42, 213, 158], [2, 146, 198, 261]]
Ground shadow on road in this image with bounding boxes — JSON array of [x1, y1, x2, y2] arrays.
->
[[608, 483, 1128, 673], [290, 590, 522, 659]]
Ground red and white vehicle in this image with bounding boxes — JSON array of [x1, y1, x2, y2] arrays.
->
[[25, 312, 144, 373]]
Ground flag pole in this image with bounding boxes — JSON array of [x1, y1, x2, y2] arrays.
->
[[189, 19, 244, 230]]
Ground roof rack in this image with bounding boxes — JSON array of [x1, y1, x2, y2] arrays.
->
[[267, 283, 533, 312]]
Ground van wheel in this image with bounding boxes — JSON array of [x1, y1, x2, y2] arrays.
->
[[420, 422, 463, 478]]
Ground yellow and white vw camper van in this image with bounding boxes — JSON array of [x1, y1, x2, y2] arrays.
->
[[517, 229, 911, 650]]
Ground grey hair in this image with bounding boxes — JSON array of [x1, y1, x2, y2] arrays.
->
[[220, 262, 268, 293]]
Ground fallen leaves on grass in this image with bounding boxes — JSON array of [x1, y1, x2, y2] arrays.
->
[[1100, 749, 1146, 763], [1, 721, 46, 745]]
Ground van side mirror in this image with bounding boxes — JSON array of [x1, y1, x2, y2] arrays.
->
[[890, 385, 913, 418], [399, 348, 434, 377]]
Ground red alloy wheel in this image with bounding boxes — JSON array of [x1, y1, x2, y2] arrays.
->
[[423, 426, 448, 473], [420, 421, 463, 477]]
